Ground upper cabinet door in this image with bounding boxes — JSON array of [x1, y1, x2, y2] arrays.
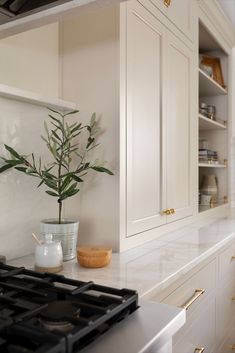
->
[[165, 31, 194, 222], [166, 0, 194, 42], [143, 0, 194, 42], [126, 1, 167, 237]]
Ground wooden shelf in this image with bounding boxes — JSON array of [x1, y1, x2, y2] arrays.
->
[[0, 84, 77, 112], [199, 114, 226, 130], [199, 162, 227, 168], [199, 69, 227, 96]]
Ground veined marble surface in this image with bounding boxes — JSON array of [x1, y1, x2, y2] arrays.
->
[[9, 213, 235, 298]]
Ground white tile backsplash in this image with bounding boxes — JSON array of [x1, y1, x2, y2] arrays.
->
[[0, 98, 60, 260]]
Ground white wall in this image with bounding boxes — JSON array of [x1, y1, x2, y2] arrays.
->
[[0, 23, 59, 97], [0, 24, 60, 260], [60, 5, 119, 250]]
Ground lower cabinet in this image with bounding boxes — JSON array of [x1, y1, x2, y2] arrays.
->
[[149, 240, 235, 353], [173, 297, 216, 353]]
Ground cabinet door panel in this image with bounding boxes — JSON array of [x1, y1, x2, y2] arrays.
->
[[126, 1, 166, 236], [167, 0, 193, 41], [165, 32, 193, 222]]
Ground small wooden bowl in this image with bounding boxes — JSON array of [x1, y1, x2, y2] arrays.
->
[[77, 246, 112, 268]]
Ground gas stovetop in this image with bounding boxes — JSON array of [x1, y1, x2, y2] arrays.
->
[[0, 263, 138, 353]]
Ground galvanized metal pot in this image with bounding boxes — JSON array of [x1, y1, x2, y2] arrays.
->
[[40, 219, 79, 261]]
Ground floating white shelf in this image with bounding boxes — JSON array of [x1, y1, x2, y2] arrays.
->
[[199, 69, 227, 96], [199, 114, 227, 130], [0, 0, 121, 40], [198, 162, 227, 168], [0, 84, 77, 112]]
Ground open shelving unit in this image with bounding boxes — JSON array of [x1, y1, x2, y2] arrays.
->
[[198, 22, 229, 214], [199, 163, 227, 168], [199, 68, 227, 96], [199, 113, 226, 131]]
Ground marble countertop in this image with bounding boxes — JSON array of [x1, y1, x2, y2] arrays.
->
[[9, 212, 235, 298]]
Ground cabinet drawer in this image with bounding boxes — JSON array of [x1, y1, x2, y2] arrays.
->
[[173, 297, 216, 353], [219, 243, 235, 282], [162, 260, 216, 314]]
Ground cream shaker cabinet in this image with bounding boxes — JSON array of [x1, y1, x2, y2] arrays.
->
[[165, 31, 194, 223], [125, 0, 194, 237], [148, 240, 235, 353], [125, 0, 167, 236]]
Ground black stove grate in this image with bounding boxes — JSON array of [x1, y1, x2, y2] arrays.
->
[[0, 263, 138, 353]]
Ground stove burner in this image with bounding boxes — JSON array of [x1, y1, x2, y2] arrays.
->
[[0, 263, 138, 353], [41, 318, 75, 333], [39, 301, 80, 332]]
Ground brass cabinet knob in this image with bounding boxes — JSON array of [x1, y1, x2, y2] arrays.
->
[[163, 208, 175, 215], [231, 256, 235, 260], [164, 0, 171, 7], [194, 348, 205, 353]]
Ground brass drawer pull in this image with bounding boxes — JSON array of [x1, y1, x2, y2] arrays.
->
[[194, 348, 205, 353], [164, 0, 171, 7], [181, 289, 205, 310], [170, 208, 175, 214]]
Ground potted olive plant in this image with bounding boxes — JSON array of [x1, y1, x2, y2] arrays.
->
[[0, 108, 113, 260]]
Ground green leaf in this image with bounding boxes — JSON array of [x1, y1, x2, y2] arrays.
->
[[60, 175, 72, 191], [15, 167, 27, 173], [86, 137, 95, 149], [37, 180, 44, 188], [92, 166, 114, 175], [60, 188, 79, 200], [48, 114, 61, 123], [43, 171, 56, 179], [44, 180, 58, 191], [90, 112, 96, 127], [71, 123, 82, 134], [48, 115, 64, 132], [52, 130, 62, 142], [46, 190, 58, 197], [87, 143, 100, 152], [5, 160, 23, 166], [44, 121, 49, 137], [63, 110, 79, 117], [77, 163, 90, 174], [4, 145, 22, 160], [71, 131, 81, 139], [61, 182, 78, 198], [26, 168, 37, 174], [50, 121, 61, 131], [0, 164, 13, 173], [48, 108, 63, 117], [41, 135, 48, 144], [73, 175, 83, 182]]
